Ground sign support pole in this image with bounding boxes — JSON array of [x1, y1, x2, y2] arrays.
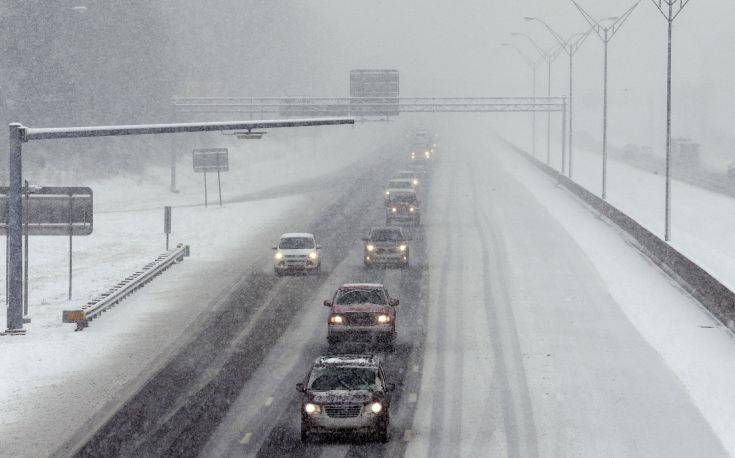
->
[[217, 169, 222, 207], [5, 123, 24, 333], [204, 171, 208, 208], [23, 180, 29, 319], [68, 193, 73, 301]]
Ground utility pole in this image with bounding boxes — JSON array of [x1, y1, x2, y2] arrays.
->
[[511, 32, 563, 166], [501, 43, 541, 158], [649, 0, 693, 242], [525, 18, 592, 177], [572, 1, 641, 200]]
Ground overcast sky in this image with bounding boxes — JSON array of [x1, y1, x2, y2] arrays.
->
[[162, 0, 734, 163]]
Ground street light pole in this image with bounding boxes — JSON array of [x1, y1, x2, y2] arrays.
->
[[501, 43, 540, 158], [649, 0, 693, 242], [511, 32, 562, 166], [525, 17, 593, 177], [572, 1, 641, 200]]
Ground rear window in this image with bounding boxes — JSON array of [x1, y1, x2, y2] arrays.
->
[[279, 237, 315, 249]]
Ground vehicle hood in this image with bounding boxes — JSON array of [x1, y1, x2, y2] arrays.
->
[[332, 303, 393, 314], [309, 390, 374, 404]]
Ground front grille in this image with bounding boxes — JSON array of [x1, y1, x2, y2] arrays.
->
[[375, 248, 396, 254], [324, 404, 362, 418], [346, 312, 375, 326]]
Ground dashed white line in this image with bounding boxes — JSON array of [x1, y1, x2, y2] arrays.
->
[[264, 396, 274, 407], [412, 364, 420, 373], [408, 392, 418, 403], [239, 432, 253, 445]]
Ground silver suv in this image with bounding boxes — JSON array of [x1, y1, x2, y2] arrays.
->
[[363, 227, 410, 268], [297, 355, 395, 442]]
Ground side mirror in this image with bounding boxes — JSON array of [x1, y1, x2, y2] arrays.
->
[[296, 383, 305, 392], [389, 298, 399, 307], [271, 246, 278, 250], [386, 383, 396, 392], [323, 300, 333, 307], [361, 238, 369, 242]]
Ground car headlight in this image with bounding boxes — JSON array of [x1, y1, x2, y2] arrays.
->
[[366, 244, 375, 252], [413, 179, 419, 186], [409, 207, 415, 212], [304, 403, 320, 414], [377, 314, 391, 324], [274, 252, 283, 260], [385, 190, 390, 196], [425, 151, 431, 158], [399, 244, 407, 252], [369, 402, 383, 414], [391, 207, 397, 213], [308, 251, 318, 260], [329, 314, 344, 324]]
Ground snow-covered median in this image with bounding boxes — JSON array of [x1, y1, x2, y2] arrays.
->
[[0, 123, 388, 456]]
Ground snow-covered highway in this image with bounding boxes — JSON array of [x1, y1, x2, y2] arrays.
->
[[59, 131, 735, 457]]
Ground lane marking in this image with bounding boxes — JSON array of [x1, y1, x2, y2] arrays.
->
[[264, 396, 274, 407], [413, 364, 420, 373], [239, 432, 252, 445], [408, 392, 418, 403], [403, 429, 414, 442]]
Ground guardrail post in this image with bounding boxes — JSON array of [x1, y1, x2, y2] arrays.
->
[[5, 123, 25, 334]]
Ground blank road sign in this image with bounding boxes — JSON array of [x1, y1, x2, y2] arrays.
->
[[0, 186, 93, 236], [193, 148, 229, 173]]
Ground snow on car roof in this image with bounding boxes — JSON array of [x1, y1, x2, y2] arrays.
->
[[314, 355, 378, 367], [280, 232, 314, 239], [396, 171, 418, 175], [339, 282, 384, 289]]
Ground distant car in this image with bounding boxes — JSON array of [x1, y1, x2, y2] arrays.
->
[[272, 233, 321, 276], [324, 283, 399, 346], [363, 227, 410, 268], [393, 170, 420, 188], [386, 192, 420, 226], [384, 179, 415, 203], [297, 354, 395, 442]]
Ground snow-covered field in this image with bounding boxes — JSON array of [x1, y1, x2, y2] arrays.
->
[[0, 123, 389, 456]]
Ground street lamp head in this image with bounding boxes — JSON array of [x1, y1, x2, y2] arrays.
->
[[523, 17, 537, 22]]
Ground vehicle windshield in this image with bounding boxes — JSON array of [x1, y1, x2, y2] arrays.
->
[[390, 194, 418, 204], [335, 289, 387, 305], [396, 173, 415, 179], [388, 181, 412, 189], [279, 237, 315, 249], [308, 367, 380, 391], [370, 229, 403, 241]]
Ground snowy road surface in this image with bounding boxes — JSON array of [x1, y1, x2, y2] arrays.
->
[[64, 134, 734, 457]]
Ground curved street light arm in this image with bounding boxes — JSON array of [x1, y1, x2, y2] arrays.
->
[[511, 32, 549, 59]]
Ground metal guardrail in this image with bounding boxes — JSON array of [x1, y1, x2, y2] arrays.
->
[[62, 243, 191, 331]]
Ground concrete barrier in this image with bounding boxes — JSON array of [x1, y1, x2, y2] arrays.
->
[[505, 141, 735, 332]]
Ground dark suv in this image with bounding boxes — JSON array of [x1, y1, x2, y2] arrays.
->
[[386, 192, 420, 226], [324, 283, 399, 346], [363, 227, 410, 268], [297, 355, 395, 442]]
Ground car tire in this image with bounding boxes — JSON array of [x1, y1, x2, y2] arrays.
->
[[301, 423, 312, 443], [377, 422, 389, 443]]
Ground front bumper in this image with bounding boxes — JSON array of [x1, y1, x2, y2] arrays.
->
[[364, 252, 407, 265], [303, 408, 387, 431], [275, 260, 318, 273], [328, 325, 395, 343]]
